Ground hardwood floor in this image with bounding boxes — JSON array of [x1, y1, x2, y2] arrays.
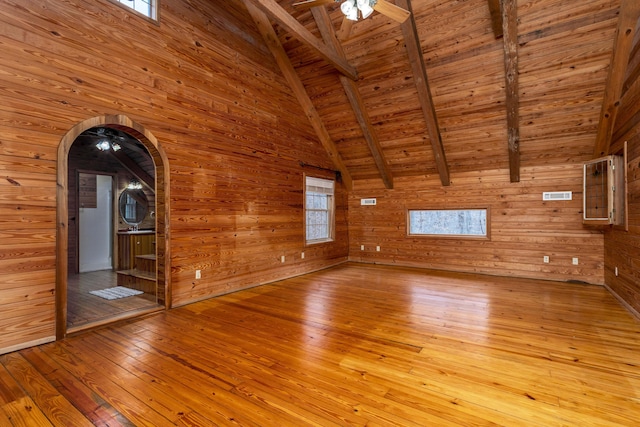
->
[[2, 263, 640, 426], [67, 270, 162, 331]]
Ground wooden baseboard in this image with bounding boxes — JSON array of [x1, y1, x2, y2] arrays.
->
[[171, 259, 349, 309], [0, 335, 55, 356], [605, 283, 640, 322]]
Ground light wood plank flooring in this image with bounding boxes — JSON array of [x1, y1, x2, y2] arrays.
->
[[2, 263, 640, 426]]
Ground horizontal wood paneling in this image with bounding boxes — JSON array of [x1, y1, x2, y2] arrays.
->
[[0, 0, 348, 353], [607, 25, 640, 314], [349, 165, 604, 284]]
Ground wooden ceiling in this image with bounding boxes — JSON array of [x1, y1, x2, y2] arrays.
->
[[240, 0, 632, 188]]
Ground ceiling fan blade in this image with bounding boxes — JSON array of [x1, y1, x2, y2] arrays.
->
[[292, 0, 336, 9], [374, 0, 411, 23]]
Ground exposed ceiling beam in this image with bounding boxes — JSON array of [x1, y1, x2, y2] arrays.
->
[[487, 0, 503, 39], [374, 0, 411, 23], [396, 0, 450, 186], [245, 0, 358, 80], [593, 0, 640, 158], [294, 0, 410, 23], [312, 7, 394, 189], [243, 0, 353, 190], [109, 149, 155, 192], [501, 0, 520, 183]]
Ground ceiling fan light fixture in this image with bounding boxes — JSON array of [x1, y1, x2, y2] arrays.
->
[[341, 0, 358, 21], [96, 139, 111, 151], [95, 138, 122, 152], [357, 0, 374, 19], [341, 0, 376, 21]]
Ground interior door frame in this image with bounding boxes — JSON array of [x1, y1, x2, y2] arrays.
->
[[76, 170, 117, 274], [56, 115, 171, 339]]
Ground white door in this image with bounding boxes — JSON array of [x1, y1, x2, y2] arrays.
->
[[79, 174, 113, 272]]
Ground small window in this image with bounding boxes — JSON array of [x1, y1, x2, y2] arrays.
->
[[113, 0, 157, 20], [408, 209, 489, 238], [305, 176, 335, 244]]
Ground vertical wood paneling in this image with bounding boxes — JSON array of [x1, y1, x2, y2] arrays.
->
[[0, 0, 347, 354]]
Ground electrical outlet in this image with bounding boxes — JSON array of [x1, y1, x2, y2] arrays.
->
[[615, 267, 619, 276], [360, 245, 364, 251], [195, 270, 201, 279], [543, 256, 549, 263], [572, 257, 579, 265], [301, 252, 305, 259], [281, 255, 285, 263], [376, 246, 381, 252]]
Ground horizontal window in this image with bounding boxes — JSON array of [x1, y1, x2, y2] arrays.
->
[[408, 209, 489, 238]]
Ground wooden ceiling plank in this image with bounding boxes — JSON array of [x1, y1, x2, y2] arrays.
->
[[396, 0, 450, 186], [502, 0, 520, 183], [312, 7, 394, 189], [292, 0, 336, 10], [245, 0, 358, 80], [243, 0, 353, 190], [593, 0, 640, 157], [487, 0, 503, 38]]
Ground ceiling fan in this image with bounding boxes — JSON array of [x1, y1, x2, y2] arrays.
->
[[292, 0, 410, 24]]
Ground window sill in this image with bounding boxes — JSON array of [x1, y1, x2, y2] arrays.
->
[[305, 238, 334, 245]]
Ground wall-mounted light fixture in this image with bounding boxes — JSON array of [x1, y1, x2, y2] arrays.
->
[[128, 179, 142, 190]]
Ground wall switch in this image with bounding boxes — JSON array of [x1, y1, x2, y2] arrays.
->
[[543, 256, 549, 263], [360, 245, 364, 251], [195, 270, 201, 279], [376, 246, 381, 252], [615, 267, 619, 276], [281, 255, 285, 263], [301, 252, 305, 259], [572, 257, 579, 265]]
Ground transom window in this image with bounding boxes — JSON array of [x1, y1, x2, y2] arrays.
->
[[305, 176, 335, 244], [113, 0, 157, 20], [408, 208, 489, 238]]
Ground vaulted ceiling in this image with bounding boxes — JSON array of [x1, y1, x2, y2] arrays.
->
[[240, 0, 636, 189]]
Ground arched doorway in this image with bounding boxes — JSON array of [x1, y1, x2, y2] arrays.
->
[[56, 115, 171, 338]]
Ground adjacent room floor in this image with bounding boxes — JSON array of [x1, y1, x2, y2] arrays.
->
[[66, 270, 162, 331], [2, 263, 639, 426]]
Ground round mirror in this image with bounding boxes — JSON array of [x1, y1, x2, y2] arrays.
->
[[119, 188, 149, 225]]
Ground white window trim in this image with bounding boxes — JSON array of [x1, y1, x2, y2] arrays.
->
[[108, 0, 159, 23], [407, 208, 490, 239], [305, 176, 335, 245]]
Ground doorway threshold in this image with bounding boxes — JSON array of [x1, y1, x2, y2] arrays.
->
[[66, 305, 163, 336]]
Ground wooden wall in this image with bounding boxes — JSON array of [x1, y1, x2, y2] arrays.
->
[[349, 165, 605, 285], [0, 0, 348, 354], [606, 22, 640, 315]]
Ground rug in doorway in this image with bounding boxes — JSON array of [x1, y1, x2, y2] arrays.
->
[[90, 286, 143, 300]]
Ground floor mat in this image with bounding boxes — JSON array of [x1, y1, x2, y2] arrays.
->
[[89, 286, 143, 300]]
